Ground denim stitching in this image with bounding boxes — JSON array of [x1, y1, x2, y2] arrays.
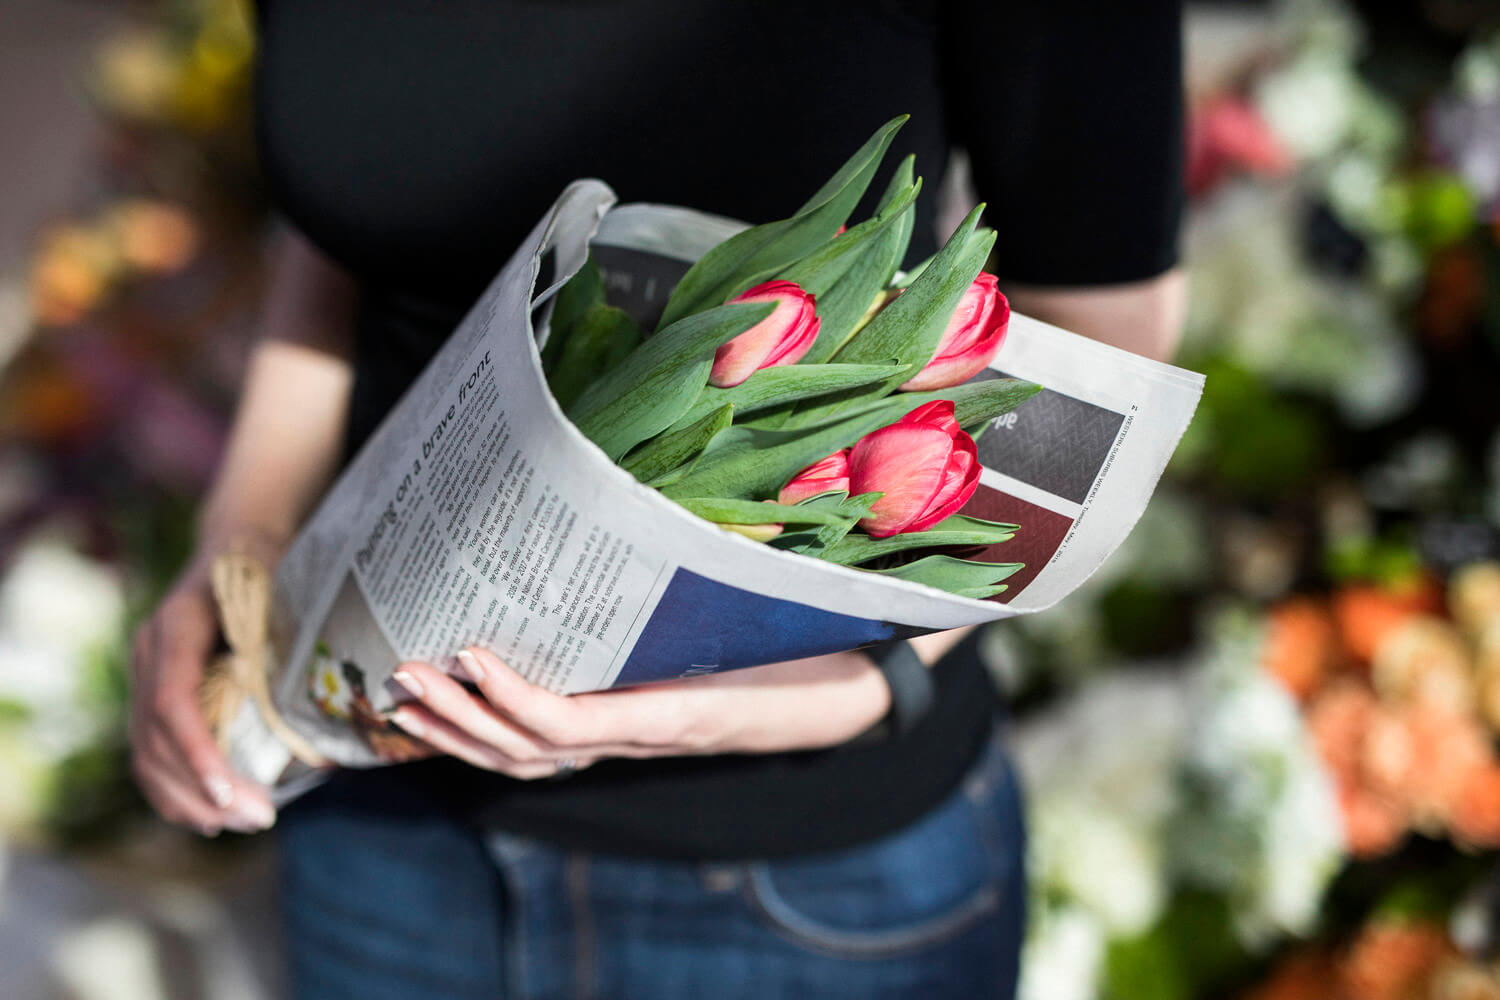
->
[[485, 834, 534, 1000], [742, 865, 1000, 960], [740, 729, 1014, 960], [567, 854, 597, 1000]]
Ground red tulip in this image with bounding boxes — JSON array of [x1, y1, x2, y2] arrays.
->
[[898, 273, 1010, 391], [709, 280, 820, 388], [848, 400, 979, 537], [777, 451, 851, 505]]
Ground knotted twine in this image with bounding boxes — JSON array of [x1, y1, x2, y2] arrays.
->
[[200, 550, 328, 767]]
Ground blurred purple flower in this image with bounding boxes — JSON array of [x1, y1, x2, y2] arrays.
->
[[122, 380, 226, 492], [1429, 97, 1500, 213]]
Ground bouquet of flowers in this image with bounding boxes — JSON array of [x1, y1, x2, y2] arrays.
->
[[538, 117, 1039, 598], [214, 113, 1200, 781]]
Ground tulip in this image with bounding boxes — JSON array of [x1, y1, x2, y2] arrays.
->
[[848, 400, 979, 537], [708, 280, 820, 388], [777, 451, 851, 506], [898, 273, 1009, 392]]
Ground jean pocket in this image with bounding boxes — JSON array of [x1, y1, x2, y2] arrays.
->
[[741, 739, 1020, 960]]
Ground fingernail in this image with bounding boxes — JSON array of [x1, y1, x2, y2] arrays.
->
[[204, 775, 234, 809], [392, 670, 425, 699], [455, 650, 485, 684], [234, 798, 276, 831], [392, 710, 425, 737]]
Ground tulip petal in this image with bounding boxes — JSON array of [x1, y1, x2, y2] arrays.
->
[[849, 424, 952, 537], [897, 352, 996, 392], [914, 444, 979, 530], [710, 282, 820, 388], [898, 400, 963, 437], [778, 450, 851, 505], [897, 273, 1010, 392]]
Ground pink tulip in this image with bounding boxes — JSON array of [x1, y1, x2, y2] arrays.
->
[[777, 451, 852, 505], [898, 273, 1010, 391], [709, 280, 820, 388], [848, 400, 979, 537]]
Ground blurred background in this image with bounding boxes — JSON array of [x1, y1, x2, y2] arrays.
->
[[2, 0, 1500, 997]]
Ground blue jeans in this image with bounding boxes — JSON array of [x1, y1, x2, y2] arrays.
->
[[278, 731, 1025, 999]]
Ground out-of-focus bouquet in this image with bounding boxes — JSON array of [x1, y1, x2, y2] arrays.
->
[[1, 0, 266, 847], [1014, 614, 1346, 1000]]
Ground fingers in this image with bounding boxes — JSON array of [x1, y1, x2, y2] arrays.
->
[[390, 661, 551, 763], [132, 739, 227, 835], [129, 591, 276, 834], [459, 648, 654, 748], [389, 703, 593, 780]]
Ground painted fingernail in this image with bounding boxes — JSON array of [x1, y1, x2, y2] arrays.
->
[[455, 650, 485, 684], [204, 774, 234, 809], [392, 710, 425, 737], [392, 670, 425, 699], [234, 797, 276, 830]]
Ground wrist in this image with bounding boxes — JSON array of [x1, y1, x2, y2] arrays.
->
[[193, 516, 291, 571], [862, 640, 935, 741]]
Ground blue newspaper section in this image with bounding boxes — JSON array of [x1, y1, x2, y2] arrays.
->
[[614, 568, 903, 685]]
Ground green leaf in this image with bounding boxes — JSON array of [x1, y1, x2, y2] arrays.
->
[[655, 116, 907, 329], [622, 404, 735, 486], [776, 173, 920, 298], [669, 363, 907, 432], [874, 555, 1023, 593], [567, 300, 772, 460], [786, 204, 996, 426], [800, 156, 919, 364], [952, 584, 1009, 600], [542, 256, 606, 375], [661, 406, 907, 502], [673, 497, 857, 527], [822, 515, 1019, 566], [840, 377, 1044, 435], [660, 378, 1039, 501], [546, 305, 644, 410], [772, 491, 882, 557]]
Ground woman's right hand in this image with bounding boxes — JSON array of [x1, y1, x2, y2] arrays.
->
[[130, 555, 276, 835]]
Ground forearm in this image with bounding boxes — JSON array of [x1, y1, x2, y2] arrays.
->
[[198, 231, 358, 554], [1002, 268, 1188, 364]]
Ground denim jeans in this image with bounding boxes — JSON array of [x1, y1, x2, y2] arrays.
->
[[279, 729, 1025, 999]]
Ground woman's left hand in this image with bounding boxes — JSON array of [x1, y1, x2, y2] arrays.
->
[[387, 646, 892, 779]]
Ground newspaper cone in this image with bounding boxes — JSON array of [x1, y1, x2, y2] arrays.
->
[[202, 551, 327, 766], [228, 183, 1204, 789]]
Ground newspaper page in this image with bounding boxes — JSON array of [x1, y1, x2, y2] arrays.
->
[[227, 180, 1204, 787]]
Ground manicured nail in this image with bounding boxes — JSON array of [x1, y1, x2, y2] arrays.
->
[[235, 797, 276, 830], [455, 650, 485, 684], [392, 710, 425, 737], [204, 774, 234, 809], [392, 670, 425, 699]]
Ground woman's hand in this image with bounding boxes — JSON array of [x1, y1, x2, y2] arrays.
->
[[129, 556, 277, 835], [387, 647, 893, 778], [129, 232, 357, 835]]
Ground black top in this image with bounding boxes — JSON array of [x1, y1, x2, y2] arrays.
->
[[254, 1, 1182, 858]]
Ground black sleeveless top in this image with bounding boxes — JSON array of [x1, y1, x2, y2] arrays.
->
[[254, 0, 1182, 858]]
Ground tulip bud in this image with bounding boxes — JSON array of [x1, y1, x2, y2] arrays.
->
[[709, 281, 820, 388], [777, 451, 851, 506], [848, 400, 979, 537], [898, 273, 1009, 392]]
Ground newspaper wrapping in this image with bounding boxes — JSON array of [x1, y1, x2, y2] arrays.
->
[[225, 181, 1205, 795]]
